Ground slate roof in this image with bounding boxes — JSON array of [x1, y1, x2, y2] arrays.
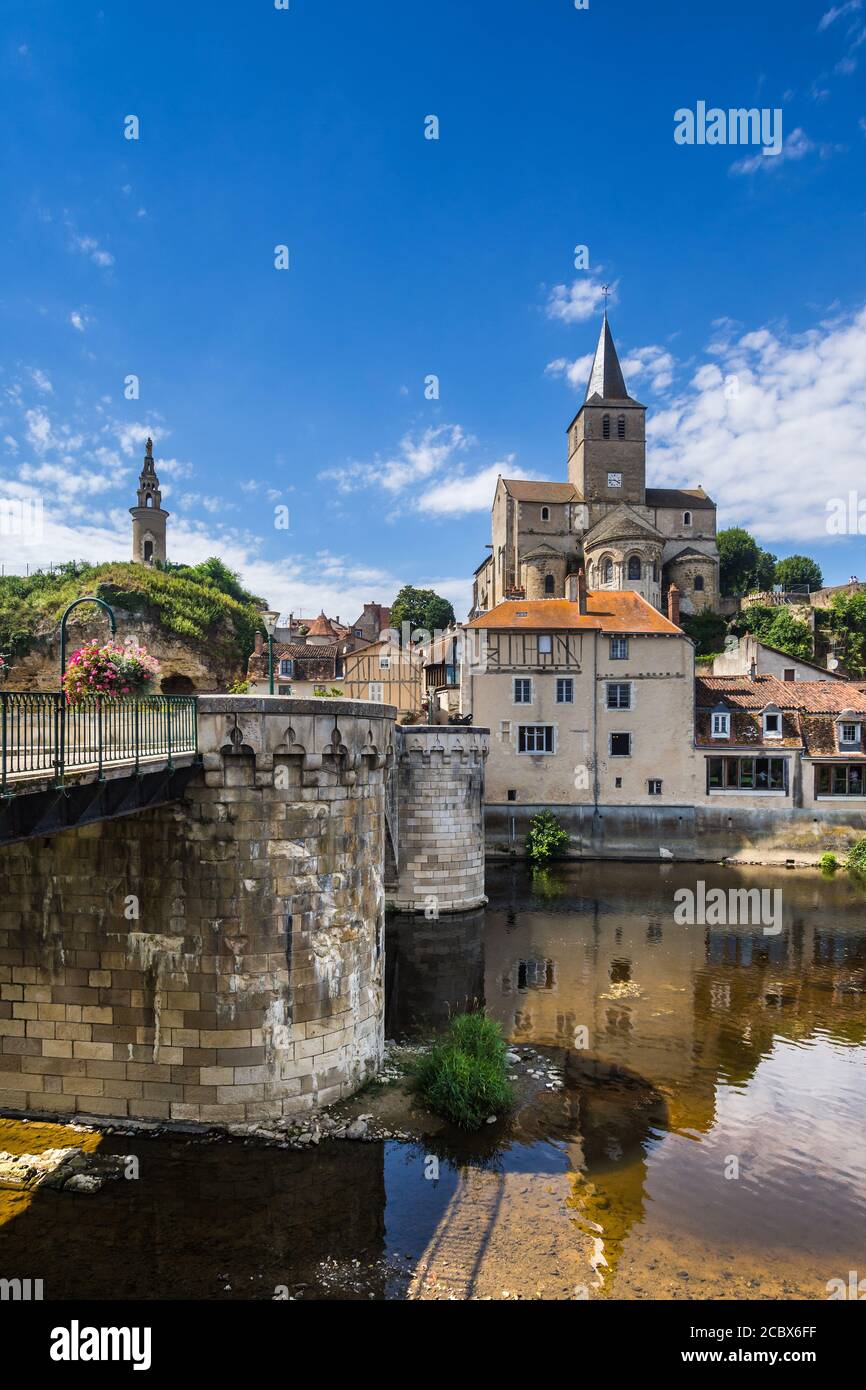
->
[[645, 487, 715, 510], [501, 480, 583, 504], [585, 314, 632, 402], [695, 675, 866, 755]]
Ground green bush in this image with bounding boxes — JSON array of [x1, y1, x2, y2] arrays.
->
[[846, 838, 866, 877], [414, 1013, 513, 1130], [526, 809, 570, 863], [819, 852, 839, 874]]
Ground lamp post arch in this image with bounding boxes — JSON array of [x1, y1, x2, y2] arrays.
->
[[59, 596, 117, 687]]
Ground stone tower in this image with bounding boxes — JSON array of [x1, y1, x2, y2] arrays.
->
[[566, 313, 647, 512], [130, 437, 169, 564]]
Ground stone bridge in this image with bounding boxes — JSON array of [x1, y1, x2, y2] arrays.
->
[[0, 697, 488, 1129]]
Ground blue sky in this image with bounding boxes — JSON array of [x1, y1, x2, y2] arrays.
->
[[1, 0, 865, 619]]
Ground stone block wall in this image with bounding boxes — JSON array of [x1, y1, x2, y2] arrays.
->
[[391, 726, 489, 913], [0, 697, 394, 1127]]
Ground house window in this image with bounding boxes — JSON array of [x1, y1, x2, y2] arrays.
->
[[839, 722, 861, 747], [368, 682, 384, 702], [783, 668, 796, 682], [763, 710, 782, 739], [499, 720, 511, 741], [513, 677, 532, 704], [607, 683, 632, 710], [278, 685, 292, 696], [541, 506, 550, 521], [610, 732, 632, 757], [627, 556, 642, 581], [507, 789, 517, 801], [617, 415, 626, 440], [648, 779, 663, 795], [279, 658, 294, 678], [694, 575, 704, 592], [707, 757, 787, 791], [544, 574, 555, 596], [683, 511, 692, 526], [538, 634, 552, 655], [816, 764, 865, 797], [609, 636, 628, 660], [518, 724, 555, 754], [653, 562, 659, 582], [711, 712, 730, 738], [378, 654, 390, 669], [602, 558, 614, 584], [603, 415, 611, 439], [556, 678, 574, 704]]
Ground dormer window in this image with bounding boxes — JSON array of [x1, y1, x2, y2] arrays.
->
[[541, 506, 550, 522], [683, 511, 692, 526], [763, 709, 783, 739], [839, 720, 861, 748], [617, 415, 626, 439], [711, 710, 731, 739]]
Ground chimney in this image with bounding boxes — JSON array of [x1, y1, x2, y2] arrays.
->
[[254, 631, 264, 656], [578, 567, 587, 615], [667, 584, 680, 627]]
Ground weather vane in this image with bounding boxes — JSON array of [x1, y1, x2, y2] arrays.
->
[[601, 284, 610, 313]]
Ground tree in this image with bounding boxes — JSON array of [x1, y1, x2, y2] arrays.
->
[[718, 528, 760, 596], [681, 610, 728, 657], [826, 592, 866, 677], [773, 555, 823, 594], [389, 585, 455, 636], [736, 604, 814, 661], [755, 548, 777, 592]]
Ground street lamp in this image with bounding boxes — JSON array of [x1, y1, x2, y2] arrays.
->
[[261, 610, 280, 695]]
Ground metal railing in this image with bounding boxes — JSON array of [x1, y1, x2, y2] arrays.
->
[[0, 693, 198, 790]]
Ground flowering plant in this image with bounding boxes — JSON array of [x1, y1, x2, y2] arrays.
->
[[62, 640, 160, 705]]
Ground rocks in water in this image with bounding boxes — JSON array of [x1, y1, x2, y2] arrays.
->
[[345, 1119, 368, 1140], [0, 1146, 133, 1195]]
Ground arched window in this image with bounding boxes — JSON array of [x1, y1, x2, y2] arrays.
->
[[541, 506, 550, 522], [617, 415, 626, 440], [653, 561, 659, 582], [143, 540, 154, 563], [602, 557, 614, 585], [683, 511, 692, 526], [602, 415, 611, 439], [694, 575, 705, 592], [145, 495, 153, 507], [544, 574, 555, 595], [627, 555, 642, 581]]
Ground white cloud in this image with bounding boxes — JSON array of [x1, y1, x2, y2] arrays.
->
[[647, 303, 866, 543], [68, 227, 114, 269], [416, 461, 530, 516], [30, 369, 53, 394], [320, 424, 472, 496], [114, 422, 165, 455], [730, 127, 815, 174], [545, 274, 618, 325], [547, 344, 676, 396], [818, 1, 861, 32], [545, 353, 595, 392], [69, 310, 90, 332]]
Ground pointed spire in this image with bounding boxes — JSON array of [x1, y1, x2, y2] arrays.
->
[[585, 312, 629, 402]]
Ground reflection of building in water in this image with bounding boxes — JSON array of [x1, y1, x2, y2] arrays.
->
[[385, 910, 485, 1038]]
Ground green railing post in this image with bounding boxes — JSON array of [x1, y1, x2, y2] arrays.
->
[[166, 698, 173, 771], [1, 693, 6, 794], [97, 699, 104, 779], [134, 697, 140, 775]]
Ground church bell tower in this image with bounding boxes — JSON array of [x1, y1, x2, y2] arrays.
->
[[566, 312, 647, 513], [130, 437, 169, 564]]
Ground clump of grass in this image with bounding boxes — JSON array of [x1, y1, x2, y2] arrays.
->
[[846, 837, 866, 878], [414, 1013, 513, 1130], [819, 852, 839, 875]]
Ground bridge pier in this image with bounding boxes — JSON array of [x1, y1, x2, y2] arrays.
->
[[0, 698, 490, 1131]]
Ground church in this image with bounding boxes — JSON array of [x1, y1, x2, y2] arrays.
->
[[130, 437, 169, 564], [470, 313, 719, 618]]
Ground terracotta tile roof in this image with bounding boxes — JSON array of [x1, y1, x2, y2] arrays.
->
[[696, 709, 802, 750], [696, 675, 866, 713], [306, 612, 340, 639], [501, 479, 584, 504], [467, 592, 683, 634]]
